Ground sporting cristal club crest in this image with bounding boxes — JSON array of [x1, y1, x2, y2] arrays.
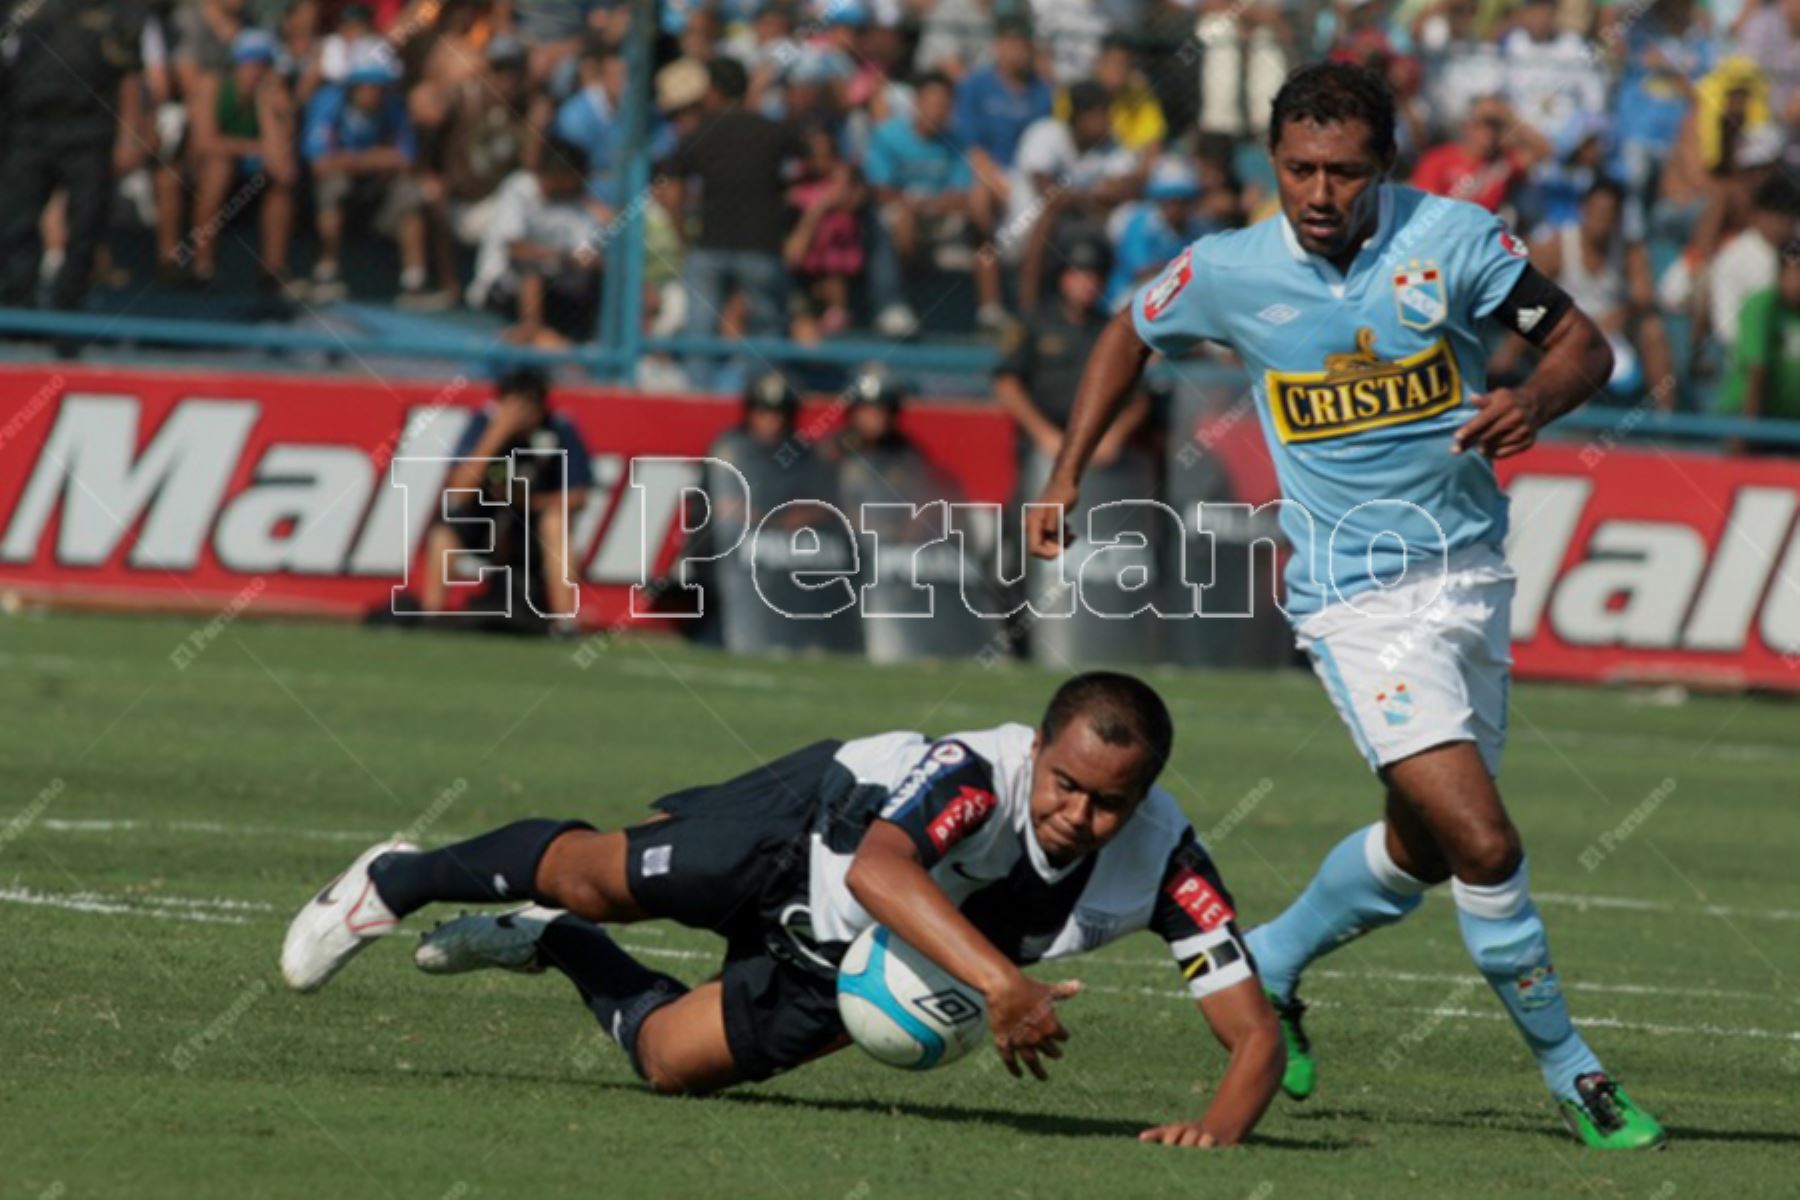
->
[[1393, 259, 1447, 331], [1376, 683, 1414, 727]]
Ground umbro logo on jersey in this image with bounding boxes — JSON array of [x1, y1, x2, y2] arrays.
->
[[1515, 305, 1547, 334], [1257, 304, 1300, 326], [641, 845, 673, 877]]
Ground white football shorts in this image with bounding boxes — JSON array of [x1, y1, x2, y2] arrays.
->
[[1294, 548, 1515, 777]]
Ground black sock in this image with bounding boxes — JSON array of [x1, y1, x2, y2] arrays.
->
[[539, 918, 688, 1074], [368, 818, 591, 918]]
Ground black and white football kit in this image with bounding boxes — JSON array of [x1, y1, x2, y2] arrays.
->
[[622, 723, 1256, 1080]]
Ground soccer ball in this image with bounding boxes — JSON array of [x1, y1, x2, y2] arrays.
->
[[836, 925, 989, 1070]]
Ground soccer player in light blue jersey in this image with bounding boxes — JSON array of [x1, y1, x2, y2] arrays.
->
[[1027, 62, 1666, 1150]]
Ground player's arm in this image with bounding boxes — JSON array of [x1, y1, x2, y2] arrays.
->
[[1453, 265, 1614, 460], [443, 404, 535, 493], [1092, 390, 1151, 467], [1025, 307, 1153, 557], [1138, 834, 1283, 1147], [847, 821, 1080, 1081], [1139, 978, 1283, 1148], [845, 750, 1080, 1081]]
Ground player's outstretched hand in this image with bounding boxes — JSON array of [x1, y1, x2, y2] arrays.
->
[[987, 972, 1081, 1081], [1025, 478, 1079, 560], [1452, 389, 1544, 459], [1138, 1121, 1221, 1148]]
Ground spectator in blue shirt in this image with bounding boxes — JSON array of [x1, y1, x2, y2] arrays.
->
[[301, 53, 432, 305], [553, 38, 627, 205], [951, 15, 1051, 170], [1611, 0, 1716, 239], [864, 72, 981, 337], [952, 18, 1048, 330], [1105, 158, 1205, 312]]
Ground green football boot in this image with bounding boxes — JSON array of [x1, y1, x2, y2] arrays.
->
[[1560, 1072, 1668, 1150], [1266, 989, 1317, 1101]]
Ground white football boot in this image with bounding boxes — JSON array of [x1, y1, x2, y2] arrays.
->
[[414, 905, 563, 975], [280, 838, 419, 993]]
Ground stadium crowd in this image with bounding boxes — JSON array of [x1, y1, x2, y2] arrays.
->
[[3, 0, 1799, 418]]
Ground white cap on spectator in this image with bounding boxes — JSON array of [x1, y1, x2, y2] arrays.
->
[[656, 58, 709, 112], [1146, 158, 1202, 201], [346, 41, 399, 85]]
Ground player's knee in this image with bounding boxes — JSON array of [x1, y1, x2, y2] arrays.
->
[[534, 830, 604, 917], [1455, 822, 1523, 885], [636, 1049, 716, 1098]]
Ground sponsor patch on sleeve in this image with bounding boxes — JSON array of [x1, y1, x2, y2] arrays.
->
[[925, 785, 998, 855], [1142, 248, 1193, 321], [1499, 229, 1529, 260], [1167, 866, 1235, 931], [881, 740, 976, 818]]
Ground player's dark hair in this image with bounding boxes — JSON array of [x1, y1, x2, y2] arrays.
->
[[495, 366, 550, 408], [1041, 672, 1174, 790], [708, 55, 749, 102], [1268, 62, 1397, 162]]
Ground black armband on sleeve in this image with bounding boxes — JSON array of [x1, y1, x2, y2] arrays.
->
[[1494, 265, 1574, 348]]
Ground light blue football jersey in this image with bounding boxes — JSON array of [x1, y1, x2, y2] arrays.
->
[[1131, 184, 1531, 620]]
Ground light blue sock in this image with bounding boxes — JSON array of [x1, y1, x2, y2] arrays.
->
[[1454, 862, 1603, 1102], [1247, 823, 1430, 1002]]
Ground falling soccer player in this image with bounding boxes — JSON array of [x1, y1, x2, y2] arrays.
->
[[1025, 63, 1665, 1150], [280, 673, 1285, 1147]]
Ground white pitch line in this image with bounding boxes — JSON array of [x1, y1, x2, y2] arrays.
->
[[3, 889, 1792, 1044], [23, 818, 1800, 929], [1069, 982, 1800, 1043], [607, 942, 1799, 1043], [0, 885, 252, 926], [1076, 958, 1779, 1005], [1535, 890, 1800, 923], [1306, 965, 1779, 1005], [37, 818, 397, 845]]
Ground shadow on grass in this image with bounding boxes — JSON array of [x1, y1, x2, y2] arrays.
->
[[1291, 1105, 1800, 1149], [393, 1064, 1352, 1149], [716, 1090, 1356, 1151], [1660, 1125, 1800, 1147]]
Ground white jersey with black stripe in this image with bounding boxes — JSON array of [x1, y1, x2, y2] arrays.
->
[[805, 723, 1255, 1000]]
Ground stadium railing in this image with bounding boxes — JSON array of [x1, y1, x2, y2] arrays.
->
[[5, 304, 1798, 450]]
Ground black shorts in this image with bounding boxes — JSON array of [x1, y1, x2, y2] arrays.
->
[[624, 739, 848, 1081]]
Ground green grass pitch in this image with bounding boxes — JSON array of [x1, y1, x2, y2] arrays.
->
[[2, 612, 1797, 1198]]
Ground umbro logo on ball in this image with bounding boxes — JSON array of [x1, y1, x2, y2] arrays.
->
[[913, 988, 983, 1026]]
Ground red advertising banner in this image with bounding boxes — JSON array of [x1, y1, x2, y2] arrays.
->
[[0, 365, 1014, 626], [3, 365, 1798, 690], [1498, 445, 1800, 692]]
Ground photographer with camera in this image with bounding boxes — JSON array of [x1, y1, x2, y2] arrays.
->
[[406, 368, 593, 633]]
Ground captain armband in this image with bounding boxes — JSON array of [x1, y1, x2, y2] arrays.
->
[[1169, 926, 1253, 999], [1494, 265, 1574, 348]]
